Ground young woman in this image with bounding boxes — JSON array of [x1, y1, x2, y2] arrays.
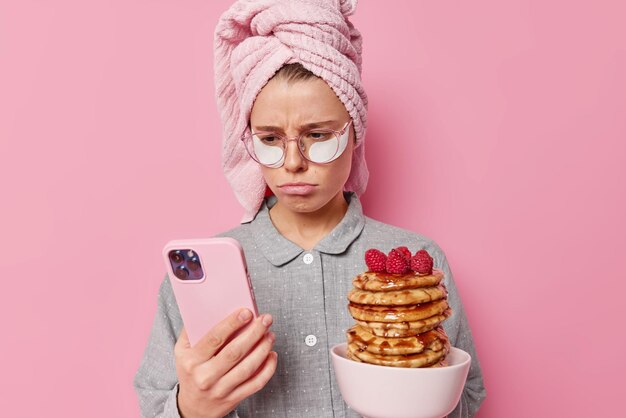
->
[[134, 2, 486, 417]]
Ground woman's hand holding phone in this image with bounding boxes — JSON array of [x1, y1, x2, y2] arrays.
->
[[174, 308, 278, 418]]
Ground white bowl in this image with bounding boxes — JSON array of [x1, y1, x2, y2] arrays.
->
[[330, 343, 471, 418]]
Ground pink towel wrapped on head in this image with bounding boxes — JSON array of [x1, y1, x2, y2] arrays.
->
[[214, 0, 369, 223]]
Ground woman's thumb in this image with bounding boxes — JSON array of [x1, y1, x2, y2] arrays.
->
[[175, 326, 191, 350]]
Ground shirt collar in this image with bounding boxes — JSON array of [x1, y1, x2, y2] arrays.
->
[[249, 191, 366, 266]]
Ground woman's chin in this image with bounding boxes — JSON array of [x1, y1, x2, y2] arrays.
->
[[275, 190, 345, 215], [282, 198, 320, 213], [275, 191, 323, 211]]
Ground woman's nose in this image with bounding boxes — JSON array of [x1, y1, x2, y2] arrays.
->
[[282, 139, 307, 171]]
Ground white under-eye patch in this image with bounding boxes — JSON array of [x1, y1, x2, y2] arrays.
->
[[308, 126, 349, 163], [252, 134, 284, 167]]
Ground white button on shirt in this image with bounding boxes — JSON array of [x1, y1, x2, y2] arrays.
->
[[303, 253, 313, 264], [304, 334, 317, 347]]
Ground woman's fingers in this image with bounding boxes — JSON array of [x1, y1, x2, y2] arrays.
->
[[195, 308, 254, 355], [174, 327, 201, 368], [176, 308, 255, 368], [227, 351, 278, 403], [209, 330, 276, 397], [175, 326, 190, 349], [197, 314, 273, 383], [173, 311, 277, 416]]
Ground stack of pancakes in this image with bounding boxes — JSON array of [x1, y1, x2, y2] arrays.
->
[[346, 269, 452, 368]]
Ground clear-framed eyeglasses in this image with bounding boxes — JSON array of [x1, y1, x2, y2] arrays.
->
[[241, 120, 353, 168]]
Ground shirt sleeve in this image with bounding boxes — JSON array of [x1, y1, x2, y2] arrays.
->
[[133, 275, 240, 418], [433, 245, 487, 418]]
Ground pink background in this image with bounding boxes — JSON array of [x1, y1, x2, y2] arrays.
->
[[1, 0, 624, 416]]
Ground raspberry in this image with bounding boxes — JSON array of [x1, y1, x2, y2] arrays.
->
[[394, 246, 412, 261], [365, 249, 387, 272], [410, 249, 433, 275], [386, 249, 410, 274]]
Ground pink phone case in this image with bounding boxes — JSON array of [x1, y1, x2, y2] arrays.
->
[[162, 237, 258, 347]]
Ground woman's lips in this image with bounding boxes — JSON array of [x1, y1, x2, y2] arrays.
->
[[278, 183, 317, 195]]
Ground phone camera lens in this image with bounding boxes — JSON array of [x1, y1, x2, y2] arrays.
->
[[187, 257, 201, 272], [174, 265, 189, 280], [169, 250, 184, 264]]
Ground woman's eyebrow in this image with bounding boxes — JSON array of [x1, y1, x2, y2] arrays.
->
[[253, 120, 339, 132]]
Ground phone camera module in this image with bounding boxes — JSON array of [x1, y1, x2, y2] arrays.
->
[[169, 248, 204, 281]]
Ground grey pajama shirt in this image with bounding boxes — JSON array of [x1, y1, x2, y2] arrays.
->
[[133, 192, 486, 417]]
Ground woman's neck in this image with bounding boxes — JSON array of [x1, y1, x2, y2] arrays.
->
[[268, 191, 349, 251]]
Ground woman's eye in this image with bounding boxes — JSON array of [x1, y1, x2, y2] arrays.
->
[[260, 135, 278, 144], [307, 131, 331, 140]]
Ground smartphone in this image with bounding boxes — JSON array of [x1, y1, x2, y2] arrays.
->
[[162, 237, 258, 347]]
